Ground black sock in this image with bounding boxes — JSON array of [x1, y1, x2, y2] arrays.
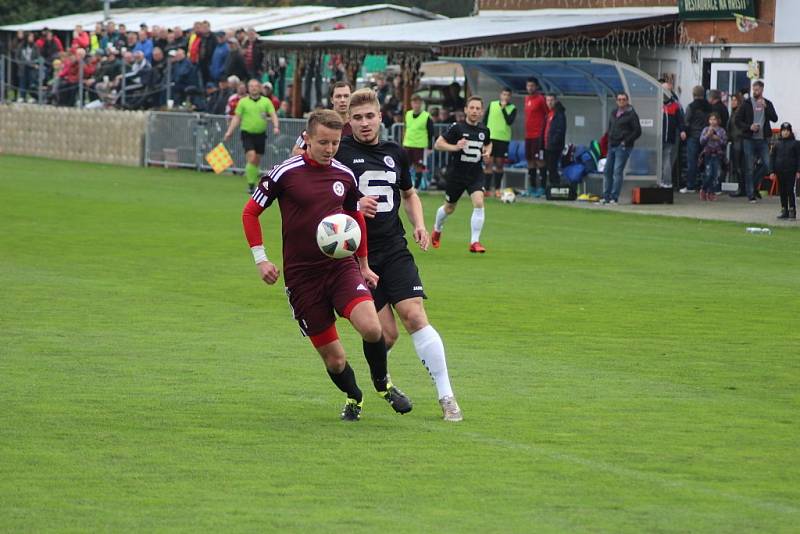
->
[[484, 172, 493, 190], [327, 362, 362, 402], [527, 168, 537, 188], [363, 336, 389, 391], [493, 171, 504, 190]]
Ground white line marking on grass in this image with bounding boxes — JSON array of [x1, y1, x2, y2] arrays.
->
[[455, 430, 799, 517]]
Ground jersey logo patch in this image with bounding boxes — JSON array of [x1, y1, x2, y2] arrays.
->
[[383, 156, 395, 169], [356, 283, 367, 291], [413, 285, 423, 291], [333, 181, 345, 196], [353, 158, 365, 163], [478, 132, 486, 141]]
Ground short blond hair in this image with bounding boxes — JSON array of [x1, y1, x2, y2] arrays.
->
[[307, 109, 344, 135], [349, 88, 380, 112]]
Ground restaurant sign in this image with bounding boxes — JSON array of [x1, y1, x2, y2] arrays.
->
[[679, 0, 756, 20]]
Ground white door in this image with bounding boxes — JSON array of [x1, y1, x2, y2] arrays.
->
[[710, 62, 751, 108]]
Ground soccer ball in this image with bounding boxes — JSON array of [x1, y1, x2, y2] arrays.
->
[[316, 213, 361, 259], [500, 188, 516, 204]]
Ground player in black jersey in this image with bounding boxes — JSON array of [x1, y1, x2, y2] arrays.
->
[[338, 88, 463, 422], [431, 96, 492, 253]]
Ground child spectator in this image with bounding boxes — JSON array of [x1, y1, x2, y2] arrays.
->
[[770, 122, 800, 219], [699, 112, 727, 201]]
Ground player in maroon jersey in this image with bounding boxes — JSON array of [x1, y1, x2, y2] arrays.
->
[[241, 109, 412, 421]]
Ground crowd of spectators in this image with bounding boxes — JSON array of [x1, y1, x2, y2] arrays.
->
[[4, 21, 271, 111]]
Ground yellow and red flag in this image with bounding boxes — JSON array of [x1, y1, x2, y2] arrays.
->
[[205, 143, 233, 174]]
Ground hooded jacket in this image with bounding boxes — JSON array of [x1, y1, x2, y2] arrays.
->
[[685, 98, 711, 138], [607, 105, 642, 148], [770, 134, 800, 175]]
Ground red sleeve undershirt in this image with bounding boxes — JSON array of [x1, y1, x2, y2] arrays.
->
[[343, 209, 368, 258], [242, 198, 265, 247]]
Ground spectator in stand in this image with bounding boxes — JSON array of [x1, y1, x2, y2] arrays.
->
[[226, 75, 246, 116], [126, 31, 139, 51], [277, 99, 290, 118], [115, 24, 128, 50], [770, 122, 800, 220], [373, 73, 390, 104], [659, 77, 685, 189], [89, 23, 104, 54], [57, 48, 95, 106], [154, 26, 169, 52], [89, 47, 122, 104], [163, 30, 180, 56], [188, 22, 202, 64], [699, 112, 727, 201], [208, 77, 232, 115], [263, 81, 280, 111], [170, 48, 200, 108], [209, 32, 229, 83], [223, 38, 248, 82], [71, 25, 90, 51], [172, 26, 187, 51], [16, 32, 41, 102], [680, 85, 711, 194], [102, 21, 121, 51], [199, 21, 217, 86], [601, 92, 641, 205], [243, 27, 263, 81], [36, 28, 64, 65], [437, 107, 451, 124], [133, 29, 154, 63], [727, 93, 747, 197], [543, 94, 567, 189], [735, 80, 778, 203], [146, 47, 167, 107], [443, 81, 465, 115]]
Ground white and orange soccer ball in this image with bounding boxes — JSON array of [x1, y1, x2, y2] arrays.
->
[[316, 213, 361, 259]]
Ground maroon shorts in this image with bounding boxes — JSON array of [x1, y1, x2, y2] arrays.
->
[[285, 259, 373, 337], [405, 147, 425, 167], [525, 137, 544, 163]]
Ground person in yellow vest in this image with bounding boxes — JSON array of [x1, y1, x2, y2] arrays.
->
[[402, 95, 435, 190], [483, 88, 517, 197]]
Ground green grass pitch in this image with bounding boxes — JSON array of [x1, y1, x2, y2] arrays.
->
[[1, 154, 798, 532]]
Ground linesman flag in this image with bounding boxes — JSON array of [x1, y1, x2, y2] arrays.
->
[[206, 143, 233, 174]]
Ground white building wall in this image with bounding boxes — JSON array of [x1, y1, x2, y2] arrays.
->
[[639, 45, 800, 130], [774, 0, 800, 44]]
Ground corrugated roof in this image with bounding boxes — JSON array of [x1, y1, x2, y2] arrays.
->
[[0, 4, 442, 33], [258, 7, 678, 49]]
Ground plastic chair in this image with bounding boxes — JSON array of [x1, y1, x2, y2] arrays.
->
[[760, 174, 779, 196]]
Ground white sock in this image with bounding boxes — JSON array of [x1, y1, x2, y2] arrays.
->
[[411, 325, 453, 399], [470, 207, 485, 244], [434, 205, 448, 232]]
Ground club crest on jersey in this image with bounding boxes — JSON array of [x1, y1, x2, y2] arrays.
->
[[332, 181, 345, 196], [383, 156, 395, 168], [478, 132, 486, 141]]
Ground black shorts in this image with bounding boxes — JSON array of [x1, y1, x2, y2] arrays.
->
[[405, 147, 425, 167], [369, 246, 426, 312], [491, 140, 509, 159], [241, 131, 266, 155], [445, 173, 485, 204]]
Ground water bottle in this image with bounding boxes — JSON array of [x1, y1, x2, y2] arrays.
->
[[746, 227, 772, 235]]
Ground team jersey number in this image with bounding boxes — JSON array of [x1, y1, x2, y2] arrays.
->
[[358, 170, 397, 213], [460, 140, 484, 163]]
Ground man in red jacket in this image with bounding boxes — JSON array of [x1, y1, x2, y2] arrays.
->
[[524, 77, 548, 197]]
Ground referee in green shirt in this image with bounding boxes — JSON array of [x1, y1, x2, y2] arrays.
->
[[224, 79, 280, 193]]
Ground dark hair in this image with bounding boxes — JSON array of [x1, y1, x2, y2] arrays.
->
[[616, 92, 629, 99], [657, 77, 667, 84], [708, 112, 720, 122], [527, 77, 539, 86], [307, 109, 344, 135], [330, 81, 351, 96], [753, 80, 764, 88], [501, 87, 512, 93]]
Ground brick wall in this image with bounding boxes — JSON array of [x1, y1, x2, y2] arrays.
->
[[682, 0, 774, 44]]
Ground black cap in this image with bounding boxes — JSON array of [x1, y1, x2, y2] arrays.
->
[[781, 122, 792, 131]]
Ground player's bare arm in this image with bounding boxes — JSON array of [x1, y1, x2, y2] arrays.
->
[[357, 256, 379, 288], [401, 188, 429, 251], [224, 115, 241, 141], [434, 135, 466, 152], [270, 111, 280, 135]]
